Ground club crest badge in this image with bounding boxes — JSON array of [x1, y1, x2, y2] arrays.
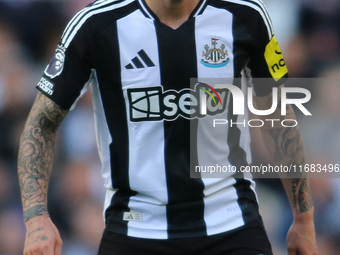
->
[[44, 45, 66, 79], [201, 38, 230, 68]]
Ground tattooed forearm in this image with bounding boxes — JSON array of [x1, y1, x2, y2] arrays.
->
[[18, 92, 67, 222], [256, 86, 313, 214], [267, 120, 313, 213]]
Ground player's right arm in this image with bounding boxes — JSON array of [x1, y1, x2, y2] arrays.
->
[[18, 92, 67, 255]]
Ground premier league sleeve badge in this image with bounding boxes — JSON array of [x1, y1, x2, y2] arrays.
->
[[44, 45, 66, 79]]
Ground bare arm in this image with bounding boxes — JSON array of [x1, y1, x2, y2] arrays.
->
[[18, 92, 67, 255], [253, 85, 317, 255]]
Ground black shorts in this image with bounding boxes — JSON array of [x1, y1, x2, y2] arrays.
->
[[98, 218, 273, 255]]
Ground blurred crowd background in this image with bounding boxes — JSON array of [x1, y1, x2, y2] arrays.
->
[[0, 0, 339, 254]]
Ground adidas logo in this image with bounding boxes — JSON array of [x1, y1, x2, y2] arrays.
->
[[123, 212, 143, 222], [125, 50, 155, 69]]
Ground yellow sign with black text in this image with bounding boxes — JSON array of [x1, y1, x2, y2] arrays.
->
[[264, 36, 288, 81]]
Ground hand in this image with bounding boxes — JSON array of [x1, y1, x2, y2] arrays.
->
[[24, 216, 62, 255], [286, 213, 317, 255]]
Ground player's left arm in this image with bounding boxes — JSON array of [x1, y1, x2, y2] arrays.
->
[[252, 84, 317, 255]]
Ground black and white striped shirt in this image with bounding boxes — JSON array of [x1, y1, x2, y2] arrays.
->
[[37, 0, 288, 239]]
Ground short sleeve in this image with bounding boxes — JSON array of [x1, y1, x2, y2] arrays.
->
[[246, 6, 288, 96], [36, 16, 94, 110]]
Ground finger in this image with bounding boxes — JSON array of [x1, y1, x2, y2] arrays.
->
[[54, 241, 62, 255], [45, 247, 54, 255], [25, 246, 43, 255], [23, 250, 30, 255], [288, 246, 297, 255], [29, 249, 44, 255], [294, 245, 316, 255]]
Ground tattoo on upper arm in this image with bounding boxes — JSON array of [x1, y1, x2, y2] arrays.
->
[[18, 93, 67, 222]]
